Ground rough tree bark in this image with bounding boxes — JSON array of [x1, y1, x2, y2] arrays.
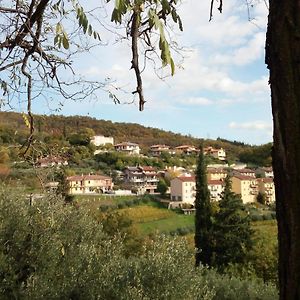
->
[[266, 1, 300, 298]]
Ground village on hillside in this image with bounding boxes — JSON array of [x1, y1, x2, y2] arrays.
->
[[38, 134, 275, 210]]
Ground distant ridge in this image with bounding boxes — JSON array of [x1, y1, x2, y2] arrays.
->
[[0, 111, 272, 166]]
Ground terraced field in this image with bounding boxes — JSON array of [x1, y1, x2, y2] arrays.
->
[[121, 205, 194, 235]]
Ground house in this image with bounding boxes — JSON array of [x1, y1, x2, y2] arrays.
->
[[208, 179, 225, 201], [149, 144, 170, 156], [256, 167, 274, 178], [36, 156, 68, 168], [170, 176, 196, 205], [67, 174, 114, 195], [175, 145, 198, 155], [257, 177, 275, 203], [91, 135, 114, 146], [207, 167, 228, 181], [204, 147, 226, 161], [232, 174, 258, 203], [114, 142, 140, 155], [123, 166, 159, 194]]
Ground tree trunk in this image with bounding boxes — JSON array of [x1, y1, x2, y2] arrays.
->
[[266, 1, 300, 298]]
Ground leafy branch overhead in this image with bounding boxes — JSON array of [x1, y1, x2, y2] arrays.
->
[[0, 0, 183, 153], [109, 0, 183, 111]]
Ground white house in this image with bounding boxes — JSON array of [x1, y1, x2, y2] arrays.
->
[[204, 147, 226, 161], [114, 142, 140, 155], [91, 135, 114, 146], [149, 144, 170, 156]]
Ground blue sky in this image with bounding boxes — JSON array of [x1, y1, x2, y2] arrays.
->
[[12, 0, 271, 145]]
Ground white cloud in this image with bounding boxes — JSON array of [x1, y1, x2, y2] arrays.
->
[[229, 121, 272, 130], [212, 32, 265, 66], [179, 97, 214, 106]]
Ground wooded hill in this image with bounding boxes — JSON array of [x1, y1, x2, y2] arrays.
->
[[0, 111, 272, 166]]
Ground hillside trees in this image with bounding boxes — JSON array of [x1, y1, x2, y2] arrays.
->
[[157, 178, 168, 197]]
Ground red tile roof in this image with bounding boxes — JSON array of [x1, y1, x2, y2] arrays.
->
[[177, 176, 196, 182], [233, 174, 256, 181], [208, 179, 224, 185]]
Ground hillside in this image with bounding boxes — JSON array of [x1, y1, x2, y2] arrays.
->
[[0, 111, 272, 165]]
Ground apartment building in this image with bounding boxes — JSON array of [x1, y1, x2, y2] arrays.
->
[[207, 167, 228, 181], [258, 177, 275, 203], [233, 168, 256, 178], [170, 176, 224, 205], [256, 167, 274, 178], [232, 174, 258, 203], [208, 179, 225, 201], [123, 166, 159, 194], [170, 176, 196, 205], [67, 174, 114, 195]]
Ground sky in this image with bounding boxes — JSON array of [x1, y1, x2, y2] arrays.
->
[[11, 0, 272, 145]]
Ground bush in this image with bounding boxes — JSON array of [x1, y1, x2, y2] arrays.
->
[[250, 213, 264, 222], [0, 185, 278, 299], [117, 202, 126, 209]]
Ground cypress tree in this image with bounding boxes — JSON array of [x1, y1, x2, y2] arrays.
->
[[213, 175, 253, 269], [194, 145, 213, 267]]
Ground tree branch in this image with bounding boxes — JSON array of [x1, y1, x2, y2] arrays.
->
[[130, 11, 146, 111]]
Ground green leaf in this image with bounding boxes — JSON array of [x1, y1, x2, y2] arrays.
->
[[178, 16, 183, 31], [54, 35, 59, 45], [56, 22, 62, 34], [22, 113, 30, 129], [170, 58, 175, 76], [111, 8, 122, 23], [88, 24, 93, 36], [171, 8, 177, 23], [161, 0, 171, 13], [62, 34, 69, 49]]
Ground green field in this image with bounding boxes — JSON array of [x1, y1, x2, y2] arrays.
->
[[75, 194, 278, 242]]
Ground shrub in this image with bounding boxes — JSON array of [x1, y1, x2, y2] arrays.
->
[[0, 185, 278, 299]]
